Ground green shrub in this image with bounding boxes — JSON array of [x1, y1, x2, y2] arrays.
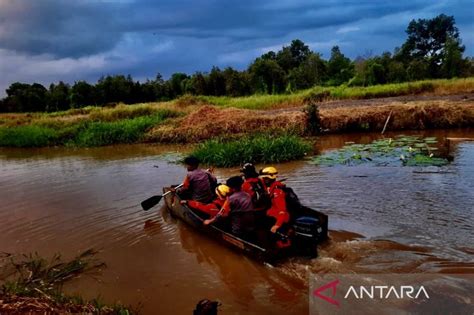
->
[[0, 125, 60, 147], [72, 115, 165, 147], [192, 134, 312, 167]]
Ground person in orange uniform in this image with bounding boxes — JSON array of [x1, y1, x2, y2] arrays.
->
[[204, 176, 256, 239], [181, 184, 230, 217], [259, 167, 290, 234], [240, 163, 270, 211]]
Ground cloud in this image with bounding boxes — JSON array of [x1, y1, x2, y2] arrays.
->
[[0, 0, 472, 97], [336, 26, 360, 34]]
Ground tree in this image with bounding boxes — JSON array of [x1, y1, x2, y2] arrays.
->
[[4, 82, 48, 112], [287, 53, 327, 90], [327, 46, 354, 85], [399, 14, 465, 77], [71, 81, 97, 108], [95, 75, 135, 104], [223, 67, 251, 97], [276, 39, 311, 72], [189, 72, 209, 95], [249, 58, 286, 94], [168, 73, 189, 98], [208, 67, 226, 96], [47, 81, 71, 112], [441, 36, 466, 78]]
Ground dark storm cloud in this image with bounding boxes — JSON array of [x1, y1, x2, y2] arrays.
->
[[0, 0, 125, 57], [0, 0, 472, 96], [0, 0, 441, 57]]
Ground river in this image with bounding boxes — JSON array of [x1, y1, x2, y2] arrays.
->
[[0, 129, 473, 314]]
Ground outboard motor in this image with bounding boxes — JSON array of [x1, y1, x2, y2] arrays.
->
[[293, 216, 324, 257]]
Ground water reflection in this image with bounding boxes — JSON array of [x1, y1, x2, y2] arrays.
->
[[1, 130, 473, 314]]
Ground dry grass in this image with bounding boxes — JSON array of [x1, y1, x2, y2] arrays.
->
[[147, 105, 306, 142], [147, 99, 474, 143], [320, 100, 474, 133]]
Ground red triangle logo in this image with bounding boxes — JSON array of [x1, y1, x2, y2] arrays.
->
[[313, 279, 340, 307]]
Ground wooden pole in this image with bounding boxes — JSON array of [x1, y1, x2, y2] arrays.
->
[[381, 110, 393, 135]]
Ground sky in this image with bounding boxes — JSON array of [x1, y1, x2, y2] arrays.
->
[[0, 0, 473, 96]]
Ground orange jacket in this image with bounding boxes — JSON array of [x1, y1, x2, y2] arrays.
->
[[265, 181, 290, 228]]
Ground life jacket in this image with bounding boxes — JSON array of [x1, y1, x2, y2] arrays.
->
[[281, 185, 302, 215], [266, 181, 302, 224], [243, 177, 271, 210]]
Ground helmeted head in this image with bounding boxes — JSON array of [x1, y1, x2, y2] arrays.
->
[[215, 184, 230, 199], [259, 166, 278, 184], [226, 175, 244, 191], [183, 156, 200, 171], [240, 163, 258, 178]]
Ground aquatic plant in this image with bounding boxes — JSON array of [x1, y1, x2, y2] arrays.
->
[[192, 134, 312, 167], [0, 250, 134, 314], [312, 136, 449, 167]]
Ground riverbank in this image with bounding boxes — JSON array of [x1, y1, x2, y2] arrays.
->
[[0, 78, 473, 149], [0, 250, 134, 314]]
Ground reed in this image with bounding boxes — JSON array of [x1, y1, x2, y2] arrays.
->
[[191, 134, 312, 167]]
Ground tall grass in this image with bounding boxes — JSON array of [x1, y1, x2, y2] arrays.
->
[[197, 78, 474, 110], [88, 104, 180, 121], [197, 94, 298, 110], [0, 111, 176, 147], [0, 125, 60, 147], [72, 115, 163, 146], [192, 134, 312, 167]]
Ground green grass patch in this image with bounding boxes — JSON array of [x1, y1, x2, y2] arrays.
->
[[71, 114, 168, 147], [199, 94, 298, 110], [0, 112, 174, 147], [192, 134, 312, 167], [0, 125, 61, 147], [88, 105, 180, 122], [193, 78, 474, 110]]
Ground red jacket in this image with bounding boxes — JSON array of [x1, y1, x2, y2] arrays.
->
[[242, 177, 258, 198], [265, 181, 290, 228], [188, 198, 225, 216]]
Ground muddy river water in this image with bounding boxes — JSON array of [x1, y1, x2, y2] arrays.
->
[[1, 129, 473, 314]]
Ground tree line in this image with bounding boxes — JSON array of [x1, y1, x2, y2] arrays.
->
[[1, 14, 473, 113]]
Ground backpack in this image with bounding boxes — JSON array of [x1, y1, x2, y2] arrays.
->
[[281, 185, 302, 213], [249, 179, 271, 209]]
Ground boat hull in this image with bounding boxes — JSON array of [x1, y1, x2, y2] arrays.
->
[[163, 187, 328, 262]]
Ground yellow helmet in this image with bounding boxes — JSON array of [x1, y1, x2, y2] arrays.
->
[[215, 184, 230, 198], [259, 166, 278, 179]]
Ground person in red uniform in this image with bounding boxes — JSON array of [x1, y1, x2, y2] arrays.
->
[[259, 167, 290, 234], [181, 184, 230, 217], [240, 163, 270, 211], [204, 176, 256, 239], [175, 156, 217, 203]]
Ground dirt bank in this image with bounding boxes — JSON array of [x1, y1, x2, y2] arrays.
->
[[147, 93, 474, 143]]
